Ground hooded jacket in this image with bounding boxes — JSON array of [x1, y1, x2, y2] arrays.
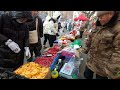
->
[[0, 11, 32, 70], [48, 11, 61, 35], [85, 11, 120, 78], [43, 15, 51, 34]]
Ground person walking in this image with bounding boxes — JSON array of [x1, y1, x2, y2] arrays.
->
[[43, 15, 51, 48], [48, 11, 61, 47]]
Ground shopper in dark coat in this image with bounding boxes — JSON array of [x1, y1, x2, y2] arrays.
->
[[27, 11, 43, 62], [0, 11, 33, 70]]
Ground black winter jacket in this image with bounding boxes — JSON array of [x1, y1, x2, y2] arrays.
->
[[0, 13, 29, 70]]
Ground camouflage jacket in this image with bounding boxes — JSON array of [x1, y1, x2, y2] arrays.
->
[[86, 12, 120, 78]]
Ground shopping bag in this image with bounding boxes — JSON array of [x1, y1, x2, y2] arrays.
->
[[29, 18, 39, 44], [29, 30, 38, 44]]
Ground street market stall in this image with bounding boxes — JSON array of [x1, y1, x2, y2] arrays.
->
[[2, 14, 87, 79], [12, 30, 84, 79]]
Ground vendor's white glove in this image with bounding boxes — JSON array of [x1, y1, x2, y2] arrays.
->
[[5, 39, 21, 53], [24, 47, 31, 59]]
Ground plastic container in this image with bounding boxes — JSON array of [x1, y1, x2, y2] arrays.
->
[[72, 56, 82, 79], [67, 55, 81, 79], [64, 57, 71, 63], [64, 54, 75, 63], [59, 62, 75, 79], [61, 50, 75, 62]]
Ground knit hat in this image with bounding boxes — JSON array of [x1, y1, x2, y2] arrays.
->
[[96, 11, 114, 17]]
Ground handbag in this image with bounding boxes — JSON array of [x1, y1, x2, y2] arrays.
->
[[29, 18, 39, 44]]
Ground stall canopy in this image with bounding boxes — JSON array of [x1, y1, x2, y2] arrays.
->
[[78, 14, 89, 21], [74, 17, 79, 21]]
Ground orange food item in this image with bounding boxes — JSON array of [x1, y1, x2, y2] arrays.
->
[[14, 62, 49, 79]]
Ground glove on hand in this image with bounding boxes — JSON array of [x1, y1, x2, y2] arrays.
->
[[56, 33, 59, 36], [5, 39, 21, 53], [24, 47, 31, 59]]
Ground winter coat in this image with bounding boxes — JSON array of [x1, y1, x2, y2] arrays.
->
[[43, 15, 51, 34], [27, 16, 43, 49], [85, 12, 120, 78], [48, 19, 58, 35], [48, 11, 61, 35], [0, 13, 30, 70]]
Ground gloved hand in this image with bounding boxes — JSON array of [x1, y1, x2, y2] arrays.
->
[[5, 39, 21, 53], [56, 33, 59, 36], [24, 47, 31, 59]]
